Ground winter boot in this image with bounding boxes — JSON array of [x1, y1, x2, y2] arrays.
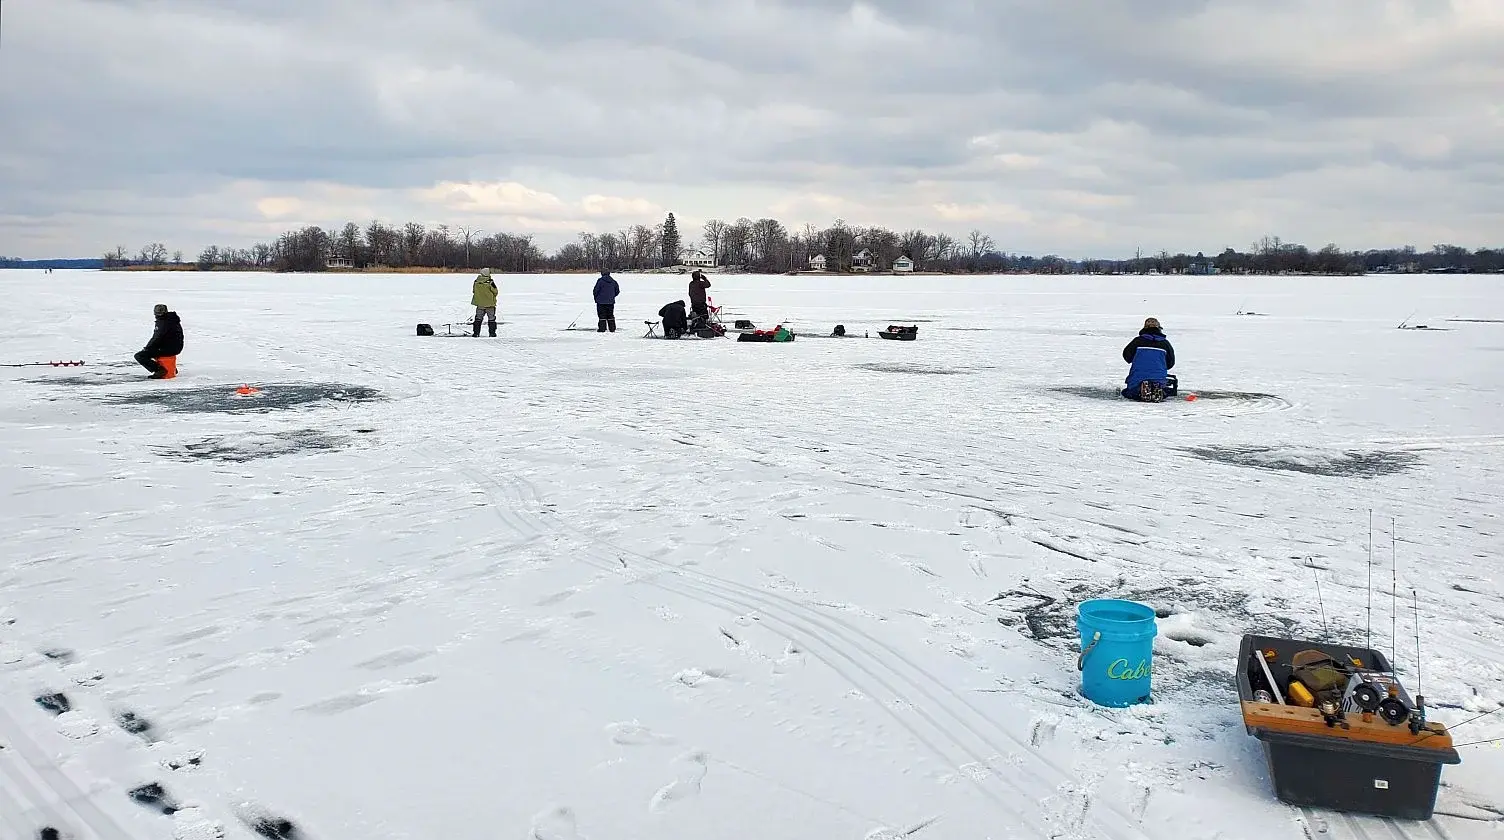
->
[[472, 319, 482, 337], [1139, 380, 1165, 403], [487, 321, 497, 338]]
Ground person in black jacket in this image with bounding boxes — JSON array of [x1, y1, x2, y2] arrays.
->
[[134, 304, 184, 378], [688, 270, 711, 323], [658, 300, 689, 339]]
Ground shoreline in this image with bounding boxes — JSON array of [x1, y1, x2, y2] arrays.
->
[[79, 265, 1394, 277]]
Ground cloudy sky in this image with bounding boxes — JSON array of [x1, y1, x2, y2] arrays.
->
[[2, 0, 1501, 259]]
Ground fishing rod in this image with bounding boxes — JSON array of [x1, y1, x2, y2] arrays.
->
[[2, 360, 86, 368]]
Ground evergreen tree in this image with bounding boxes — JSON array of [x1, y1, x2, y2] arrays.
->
[[660, 212, 681, 266]]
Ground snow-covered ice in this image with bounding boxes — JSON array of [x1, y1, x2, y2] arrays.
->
[[2, 270, 1502, 839]]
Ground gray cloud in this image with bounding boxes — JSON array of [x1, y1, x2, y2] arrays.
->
[[0, 0, 1500, 258]]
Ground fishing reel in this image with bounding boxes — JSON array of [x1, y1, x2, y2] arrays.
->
[[1343, 671, 1420, 729]]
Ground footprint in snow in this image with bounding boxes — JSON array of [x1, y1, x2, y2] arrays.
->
[[152, 743, 206, 771], [673, 668, 729, 687], [535, 589, 578, 607], [530, 805, 585, 840], [128, 782, 182, 815], [866, 816, 942, 838], [56, 711, 99, 739], [64, 663, 105, 687], [1030, 715, 1059, 747], [649, 750, 709, 813], [233, 802, 302, 839], [171, 808, 226, 840], [296, 674, 438, 715], [354, 647, 433, 670], [605, 722, 677, 747], [772, 642, 806, 674], [35, 692, 71, 715], [116, 709, 159, 742]]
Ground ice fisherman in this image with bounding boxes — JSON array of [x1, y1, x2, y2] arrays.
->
[[134, 303, 184, 379], [1121, 317, 1175, 402], [658, 300, 689, 339], [592, 270, 620, 333], [471, 268, 498, 337], [688, 269, 712, 324]]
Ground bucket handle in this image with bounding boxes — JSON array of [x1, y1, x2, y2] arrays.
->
[[1077, 631, 1101, 672]]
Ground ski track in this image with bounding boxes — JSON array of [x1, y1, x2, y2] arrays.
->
[[1296, 806, 1457, 840], [441, 454, 1158, 840]]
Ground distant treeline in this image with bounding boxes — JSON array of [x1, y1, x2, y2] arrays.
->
[[0, 258, 105, 269], [67, 218, 1504, 276]]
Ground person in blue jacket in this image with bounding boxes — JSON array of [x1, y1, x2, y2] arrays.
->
[[1122, 317, 1175, 402], [592, 270, 620, 332]]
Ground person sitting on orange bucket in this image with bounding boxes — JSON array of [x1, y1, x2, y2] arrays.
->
[[134, 303, 183, 379]]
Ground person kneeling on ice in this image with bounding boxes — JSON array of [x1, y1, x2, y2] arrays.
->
[[659, 299, 689, 339], [593, 270, 620, 333], [471, 268, 499, 337], [1122, 317, 1175, 402], [134, 303, 183, 379]]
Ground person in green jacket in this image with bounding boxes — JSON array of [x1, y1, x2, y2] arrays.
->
[[471, 268, 498, 337]]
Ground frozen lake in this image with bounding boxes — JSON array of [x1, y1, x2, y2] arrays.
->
[[2, 270, 1502, 840]]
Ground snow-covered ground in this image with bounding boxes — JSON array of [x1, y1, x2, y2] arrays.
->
[[2, 270, 1502, 840]]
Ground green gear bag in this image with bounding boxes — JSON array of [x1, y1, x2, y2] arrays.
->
[[1291, 649, 1347, 696]]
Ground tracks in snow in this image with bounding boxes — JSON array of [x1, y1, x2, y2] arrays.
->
[[1297, 806, 1454, 840], [442, 454, 1159, 840], [0, 702, 146, 840], [0, 625, 302, 840]]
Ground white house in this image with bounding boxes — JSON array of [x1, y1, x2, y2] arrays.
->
[[852, 249, 873, 271], [892, 256, 914, 273], [327, 256, 354, 270], [808, 254, 828, 271], [682, 248, 716, 268]]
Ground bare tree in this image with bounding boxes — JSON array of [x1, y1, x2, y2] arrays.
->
[[749, 218, 787, 271], [365, 220, 397, 267], [702, 219, 728, 265], [722, 218, 753, 267], [630, 224, 657, 270], [966, 230, 995, 260], [900, 229, 934, 268], [597, 232, 622, 269], [402, 222, 425, 267], [457, 225, 483, 268], [337, 222, 362, 266], [137, 243, 169, 266], [422, 224, 454, 268]]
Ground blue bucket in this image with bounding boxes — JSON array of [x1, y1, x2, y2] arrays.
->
[[1076, 598, 1157, 707]]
